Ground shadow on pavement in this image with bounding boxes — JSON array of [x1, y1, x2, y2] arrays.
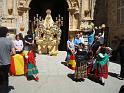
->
[[87, 74, 102, 84], [67, 73, 84, 82], [108, 72, 118, 79], [67, 74, 75, 81], [0, 85, 14, 93], [119, 85, 124, 93], [8, 86, 15, 93], [61, 62, 68, 67]]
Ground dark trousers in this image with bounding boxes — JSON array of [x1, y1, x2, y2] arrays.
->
[[120, 58, 124, 78], [0, 65, 10, 93]]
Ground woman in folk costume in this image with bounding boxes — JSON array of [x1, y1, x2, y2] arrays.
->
[[74, 43, 88, 81], [25, 50, 39, 81], [87, 49, 94, 75], [66, 35, 75, 62], [95, 47, 109, 85], [66, 35, 76, 70]]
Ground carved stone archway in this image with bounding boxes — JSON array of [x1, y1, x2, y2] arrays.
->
[[0, 0, 96, 36], [27, 0, 80, 32]]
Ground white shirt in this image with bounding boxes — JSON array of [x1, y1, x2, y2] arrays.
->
[[99, 32, 104, 44], [67, 40, 75, 51], [79, 36, 84, 44], [14, 40, 23, 50]]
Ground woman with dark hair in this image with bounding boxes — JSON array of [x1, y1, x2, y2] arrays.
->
[[95, 47, 109, 85], [14, 34, 24, 53], [0, 27, 9, 37], [0, 27, 15, 93], [74, 43, 88, 81], [24, 31, 34, 51], [19, 33, 25, 46]]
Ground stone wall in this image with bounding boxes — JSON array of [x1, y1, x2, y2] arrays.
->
[[107, 0, 124, 49], [94, 0, 108, 26]]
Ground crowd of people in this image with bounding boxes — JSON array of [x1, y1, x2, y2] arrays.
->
[[66, 28, 112, 85], [0, 27, 39, 93], [0, 25, 124, 93]]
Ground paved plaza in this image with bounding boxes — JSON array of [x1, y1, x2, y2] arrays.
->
[[9, 51, 123, 93]]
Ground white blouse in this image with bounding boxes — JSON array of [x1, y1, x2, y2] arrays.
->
[[14, 40, 23, 50]]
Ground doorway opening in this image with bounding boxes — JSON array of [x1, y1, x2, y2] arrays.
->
[[29, 0, 69, 51]]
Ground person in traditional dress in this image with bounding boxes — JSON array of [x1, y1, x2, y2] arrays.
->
[[14, 34, 24, 53], [91, 36, 101, 57], [74, 43, 88, 82], [25, 50, 39, 81], [87, 49, 94, 75], [94, 47, 109, 85], [66, 35, 75, 63]]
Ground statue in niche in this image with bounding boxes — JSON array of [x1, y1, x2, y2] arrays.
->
[[71, 0, 79, 13], [35, 9, 61, 55]]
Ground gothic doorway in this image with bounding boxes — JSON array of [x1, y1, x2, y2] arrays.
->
[[29, 0, 69, 51]]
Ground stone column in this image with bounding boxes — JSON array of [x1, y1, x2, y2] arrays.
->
[[13, 0, 16, 16], [3, 0, 7, 16], [90, 0, 96, 20]]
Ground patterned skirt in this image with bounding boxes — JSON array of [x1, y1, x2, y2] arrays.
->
[[74, 61, 87, 79], [27, 63, 38, 76], [95, 63, 108, 79]]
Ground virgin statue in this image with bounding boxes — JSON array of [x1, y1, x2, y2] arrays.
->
[[43, 9, 54, 29]]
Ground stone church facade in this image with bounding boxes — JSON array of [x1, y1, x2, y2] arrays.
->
[[0, 0, 95, 35], [0, 0, 123, 48]]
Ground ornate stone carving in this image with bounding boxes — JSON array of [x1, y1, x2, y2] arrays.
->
[[35, 9, 61, 55], [17, 0, 29, 16], [68, 0, 79, 15]]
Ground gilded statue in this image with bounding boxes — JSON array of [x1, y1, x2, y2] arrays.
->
[[35, 9, 61, 55]]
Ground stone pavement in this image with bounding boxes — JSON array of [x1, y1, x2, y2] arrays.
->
[[9, 51, 124, 93]]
